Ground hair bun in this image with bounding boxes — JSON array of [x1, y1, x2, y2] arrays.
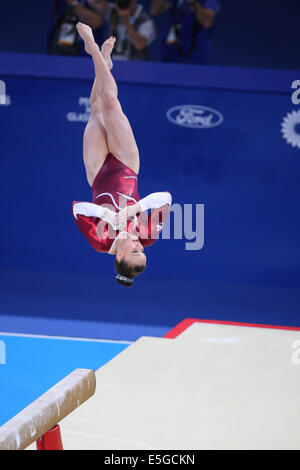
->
[[116, 273, 134, 285]]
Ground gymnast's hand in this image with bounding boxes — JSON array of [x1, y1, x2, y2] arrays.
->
[[113, 203, 142, 231]]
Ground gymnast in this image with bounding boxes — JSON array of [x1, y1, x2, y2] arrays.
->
[[72, 23, 172, 287]]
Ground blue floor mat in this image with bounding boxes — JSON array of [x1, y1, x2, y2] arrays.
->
[[0, 333, 130, 426]]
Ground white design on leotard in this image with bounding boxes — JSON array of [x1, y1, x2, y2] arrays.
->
[[95, 191, 137, 209], [95, 191, 140, 230]]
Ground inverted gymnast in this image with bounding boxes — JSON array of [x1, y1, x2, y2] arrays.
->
[[72, 23, 172, 287]]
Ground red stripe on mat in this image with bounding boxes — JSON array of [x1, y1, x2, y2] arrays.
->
[[164, 318, 300, 339]]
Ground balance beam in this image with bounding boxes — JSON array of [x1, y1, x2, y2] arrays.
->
[[0, 368, 96, 450]]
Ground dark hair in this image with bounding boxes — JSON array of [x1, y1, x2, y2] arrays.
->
[[114, 258, 146, 287]]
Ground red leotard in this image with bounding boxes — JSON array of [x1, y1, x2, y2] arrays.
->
[[72, 153, 170, 253]]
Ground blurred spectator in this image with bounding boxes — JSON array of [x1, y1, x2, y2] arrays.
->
[[150, 0, 220, 64], [49, 0, 103, 56], [88, 0, 157, 60]]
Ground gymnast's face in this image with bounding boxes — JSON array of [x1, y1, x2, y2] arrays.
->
[[116, 234, 147, 268]]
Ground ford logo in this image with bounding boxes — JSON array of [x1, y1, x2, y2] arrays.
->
[[166, 104, 223, 129]]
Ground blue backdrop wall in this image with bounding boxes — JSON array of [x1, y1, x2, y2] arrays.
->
[[0, 54, 299, 336]]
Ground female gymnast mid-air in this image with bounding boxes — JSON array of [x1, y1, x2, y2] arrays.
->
[[72, 23, 172, 287]]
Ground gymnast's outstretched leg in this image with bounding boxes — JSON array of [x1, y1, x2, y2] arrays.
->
[[77, 22, 140, 176], [82, 37, 117, 186]]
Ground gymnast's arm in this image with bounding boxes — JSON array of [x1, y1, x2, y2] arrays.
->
[[140, 192, 172, 244], [115, 192, 172, 230], [138, 191, 172, 212], [73, 202, 118, 231]]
